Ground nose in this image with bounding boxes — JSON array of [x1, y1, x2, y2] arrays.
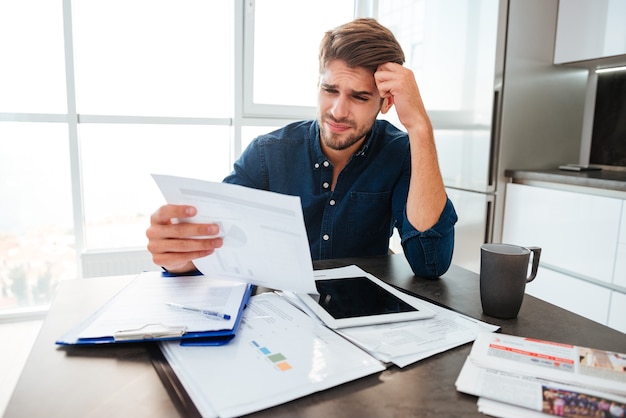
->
[[330, 95, 350, 120]]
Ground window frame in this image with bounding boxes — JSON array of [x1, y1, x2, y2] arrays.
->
[[0, 0, 365, 319]]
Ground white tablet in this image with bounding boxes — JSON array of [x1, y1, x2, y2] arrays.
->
[[297, 274, 435, 329]]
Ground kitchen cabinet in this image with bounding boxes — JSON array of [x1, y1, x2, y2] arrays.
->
[[554, 0, 626, 65], [609, 291, 626, 333], [525, 267, 611, 325], [503, 183, 620, 283], [502, 182, 626, 332], [615, 209, 626, 288]]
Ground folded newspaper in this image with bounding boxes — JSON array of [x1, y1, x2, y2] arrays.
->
[[455, 332, 626, 418]]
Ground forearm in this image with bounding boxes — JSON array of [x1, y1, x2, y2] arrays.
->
[[405, 124, 448, 232]]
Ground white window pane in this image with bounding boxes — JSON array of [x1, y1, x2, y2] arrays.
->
[[72, 0, 233, 118], [252, 0, 354, 107], [79, 124, 232, 249], [378, 0, 499, 124], [0, 1, 67, 113], [0, 123, 76, 311]]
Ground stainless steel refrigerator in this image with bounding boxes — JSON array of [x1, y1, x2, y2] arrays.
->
[[379, 0, 587, 273]]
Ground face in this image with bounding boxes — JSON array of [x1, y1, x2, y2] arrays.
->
[[317, 60, 388, 152]]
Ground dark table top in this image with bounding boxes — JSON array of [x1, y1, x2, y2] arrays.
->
[[5, 254, 626, 418]]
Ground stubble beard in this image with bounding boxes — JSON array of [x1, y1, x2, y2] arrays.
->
[[319, 113, 374, 151]]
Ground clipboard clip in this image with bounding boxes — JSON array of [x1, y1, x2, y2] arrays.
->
[[114, 323, 187, 342]]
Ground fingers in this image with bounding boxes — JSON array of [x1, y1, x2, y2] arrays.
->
[[147, 234, 223, 272], [150, 204, 196, 225], [374, 63, 428, 131], [146, 204, 224, 272], [147, 220, 220, 240], [374, 63, 416, 94]]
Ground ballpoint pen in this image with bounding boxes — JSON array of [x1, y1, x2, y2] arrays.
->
[[166, 302, 231, 320]]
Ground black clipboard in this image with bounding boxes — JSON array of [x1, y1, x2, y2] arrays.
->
[[56, 272, 253, 346]]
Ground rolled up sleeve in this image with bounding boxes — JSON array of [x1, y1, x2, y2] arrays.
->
[[400, 198, 458, 278]]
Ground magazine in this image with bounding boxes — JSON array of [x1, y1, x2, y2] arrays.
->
[[455, 332, 626, 418]]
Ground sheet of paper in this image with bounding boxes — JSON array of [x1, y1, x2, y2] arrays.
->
[[288, 265, 499, 368], [476, 397, 550, 418], [77, 271, 249, 339], [337, 296, 498, 359], [160, 293, 385, 418], [152, 174, 316, 294]]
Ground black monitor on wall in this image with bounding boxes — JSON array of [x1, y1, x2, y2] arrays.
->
[[588, 68, 626, 168]]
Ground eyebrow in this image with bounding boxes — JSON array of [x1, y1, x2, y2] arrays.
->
[[320, 83, 375, 97]]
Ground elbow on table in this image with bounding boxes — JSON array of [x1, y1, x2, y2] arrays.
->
[[404, 233, 455, 279]]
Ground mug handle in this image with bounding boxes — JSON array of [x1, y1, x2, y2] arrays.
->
[[526, 246, 542, 283]]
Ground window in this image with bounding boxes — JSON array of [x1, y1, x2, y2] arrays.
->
[[376, 0, 500, 192], [0, 123, 75, 313], [0, 0, 356, 317], [244, 0, 354, 117]]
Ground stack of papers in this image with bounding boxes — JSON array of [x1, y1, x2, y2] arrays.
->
[[161, 267, 499, 416], [161, 292, 386, 418], [455, 332, 626, 418], [57, 272, 253, 346], [283, 265, 499, 368]]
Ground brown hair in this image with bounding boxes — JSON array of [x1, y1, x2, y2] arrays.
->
[[319, 18, 405, 74]]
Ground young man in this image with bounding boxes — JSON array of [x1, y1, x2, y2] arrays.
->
[[146, 18, 457, 278]]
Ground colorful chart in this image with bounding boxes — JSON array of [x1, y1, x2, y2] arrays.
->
[[251, 340, 292, 371]]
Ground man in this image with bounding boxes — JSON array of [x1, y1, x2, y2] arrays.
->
[[146, 18, 457, 278]]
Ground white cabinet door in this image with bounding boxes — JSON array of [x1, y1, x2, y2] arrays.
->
[[525, 267, 611, 325], [615, 203, 626, 288], [554, 0, 626, 64], [503, 183, 621, 284], [608, 291, 626, 333]]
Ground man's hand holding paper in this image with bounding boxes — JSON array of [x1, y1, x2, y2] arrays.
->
[[149, 174, 317, 294], [147, 203, 224, 274]]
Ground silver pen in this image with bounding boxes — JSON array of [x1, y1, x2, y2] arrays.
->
[[166, 302, 231, 320]]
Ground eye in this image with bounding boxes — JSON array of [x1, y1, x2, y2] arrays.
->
[[353, 95, 368, 102]]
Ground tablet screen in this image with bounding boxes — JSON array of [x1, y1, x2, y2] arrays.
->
[[315, 276, 417, 319]]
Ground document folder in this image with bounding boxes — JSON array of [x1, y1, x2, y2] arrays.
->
[[56, 271, 253, 346]]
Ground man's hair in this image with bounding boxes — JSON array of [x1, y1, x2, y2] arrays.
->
[[319, 18, 405, 74]]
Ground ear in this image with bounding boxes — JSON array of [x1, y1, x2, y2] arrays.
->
[[380, 95, 394, 114]]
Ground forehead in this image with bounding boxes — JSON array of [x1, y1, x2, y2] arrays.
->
[[319, 60, 377, 92]]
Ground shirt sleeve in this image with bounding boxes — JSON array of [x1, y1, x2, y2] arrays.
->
[[222, 138, 267, 189], [399, 197, 458, 279]]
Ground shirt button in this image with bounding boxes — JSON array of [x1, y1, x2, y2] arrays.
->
[[323, 234, 330, 241], [314, 163, 320, 169], [323, 161, 330, 167], [323, 182, 330, 189], [329, 200, 336, 206]]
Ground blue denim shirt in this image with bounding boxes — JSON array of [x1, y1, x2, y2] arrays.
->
[[223, 119, 457, 278]]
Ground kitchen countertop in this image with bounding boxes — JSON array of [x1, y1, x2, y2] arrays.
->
[[505, 168, 626, 193]]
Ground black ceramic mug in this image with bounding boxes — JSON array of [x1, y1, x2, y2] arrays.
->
[[480, 243, 542, 319]]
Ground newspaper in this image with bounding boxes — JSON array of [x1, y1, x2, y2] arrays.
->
[[455, 332, 626, 418]]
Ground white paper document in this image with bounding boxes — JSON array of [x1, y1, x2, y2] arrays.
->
[[160, 292, 385, 418], [59, 271, 250, 344], [84, 273, 246, 336], [456, 332, 626, 418], [152, 174, 316, 294], [286, 265, 499, 368]]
